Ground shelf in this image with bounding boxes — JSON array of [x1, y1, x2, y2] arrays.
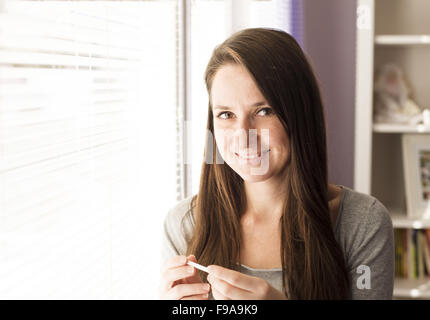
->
[[375, 35, 430, 46], [394, 278, 430, 298], [359, 0, 430, 300], [373, 123, 430, 133], [391, 213, 430, 229]]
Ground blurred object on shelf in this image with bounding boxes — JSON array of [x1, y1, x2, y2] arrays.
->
[[423, 109, 430, 126], [373, 63, 422, 125]]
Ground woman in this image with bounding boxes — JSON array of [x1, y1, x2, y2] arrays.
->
[[159, 28, 394, 300]]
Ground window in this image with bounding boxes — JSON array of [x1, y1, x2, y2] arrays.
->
[[0, 0, 302, 299], [0, 0, 179, 299]]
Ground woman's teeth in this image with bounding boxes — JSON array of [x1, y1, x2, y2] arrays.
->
[[237, 149, 270, 159]]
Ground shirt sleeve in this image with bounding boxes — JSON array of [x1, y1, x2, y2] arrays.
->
[[160, 209, 181, 266], [347, 198, 395, 299], [160, 199, 193, 266]]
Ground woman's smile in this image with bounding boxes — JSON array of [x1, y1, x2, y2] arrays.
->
[[235, 149, 270, 165]]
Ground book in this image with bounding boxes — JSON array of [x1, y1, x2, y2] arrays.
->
[[425, 230, 430, 252], [414, 229, 418, 278], [418, 231, 425, 278], [407, 229, 414, 279], [403, 228, 408, 277], [421, 231, 430, 278], [395, 229, 400, 277], [395, 229, 430, 279]]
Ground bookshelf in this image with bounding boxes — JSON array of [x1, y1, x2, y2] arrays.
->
[[391, 213, 430, 230], [394, 278, 430, 299], [373, 123, 430, 134], [375, 35, 430, 46], [355, 0, 430, 299]]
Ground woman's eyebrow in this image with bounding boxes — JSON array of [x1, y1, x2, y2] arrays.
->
[[213, 101, 267, 110]]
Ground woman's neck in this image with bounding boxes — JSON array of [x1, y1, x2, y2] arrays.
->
[[242, 177, 286, 224]]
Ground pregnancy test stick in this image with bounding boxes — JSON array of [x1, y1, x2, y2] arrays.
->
[[187, 260, 209, 273]]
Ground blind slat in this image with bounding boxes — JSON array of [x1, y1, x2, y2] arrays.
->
[[0, 35, 144, 60], [0, 50, 137, 69]]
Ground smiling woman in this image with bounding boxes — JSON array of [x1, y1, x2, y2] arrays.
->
[[211, 63, 290, 183], [160, 27, 394, 300]]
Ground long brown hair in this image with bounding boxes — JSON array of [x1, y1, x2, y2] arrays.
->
[[185, 28, 350, 299]]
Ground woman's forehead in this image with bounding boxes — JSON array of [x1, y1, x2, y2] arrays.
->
[[211, 64, 265, 108]]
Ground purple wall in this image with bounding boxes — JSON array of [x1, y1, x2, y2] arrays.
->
[[302, 0, 357, 189]]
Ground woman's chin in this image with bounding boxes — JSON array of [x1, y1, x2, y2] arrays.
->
[[240, 174, 271, 183], [234, 167, 272, 182]]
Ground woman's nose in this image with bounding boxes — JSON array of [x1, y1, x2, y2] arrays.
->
[[236, 115, 255, 132], [233, 117, 259, 149]]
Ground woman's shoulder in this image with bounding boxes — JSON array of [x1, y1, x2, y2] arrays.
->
[[338, 185, 392, 228], [163, 194, 197, 244], [339, 185, 391, 224], [161, 195, 196, 261], [165, 194, 196, 223], [337, 185, 393, 250]]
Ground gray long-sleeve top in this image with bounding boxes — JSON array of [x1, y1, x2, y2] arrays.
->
[[161, 185, 395, 299]]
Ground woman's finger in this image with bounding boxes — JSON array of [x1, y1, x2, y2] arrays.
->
[[207, 273, 250, 300], [164, 255, 188, 270], [211, 286, 230, 300], [180, 293, 209, 300], [207, 265, 257, 291], [182, 255, 204, 284], [167, 283, 211, 300], [160, 254, 205, 297], [162, 265, 196, 290], [187, 254, 197, 262]]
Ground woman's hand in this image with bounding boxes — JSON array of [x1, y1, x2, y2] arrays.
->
[[159, 255, 211, 300], [207, 265, 287, 300]]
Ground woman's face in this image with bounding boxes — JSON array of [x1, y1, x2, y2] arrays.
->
[[211, 63, 290, 182]]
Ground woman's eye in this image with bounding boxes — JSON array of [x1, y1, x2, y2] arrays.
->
[[216, 108, 273, 120], [257, 107, 273, 116], [216, 111, 232, 119]]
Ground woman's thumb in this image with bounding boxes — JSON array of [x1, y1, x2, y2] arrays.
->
[[187, 254, 197, 262]]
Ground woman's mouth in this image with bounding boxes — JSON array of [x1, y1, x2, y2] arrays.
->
[[235, 149, 270, 164]]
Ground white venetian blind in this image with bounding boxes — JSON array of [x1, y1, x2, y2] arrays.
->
[[0, 0, 180, 299]]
